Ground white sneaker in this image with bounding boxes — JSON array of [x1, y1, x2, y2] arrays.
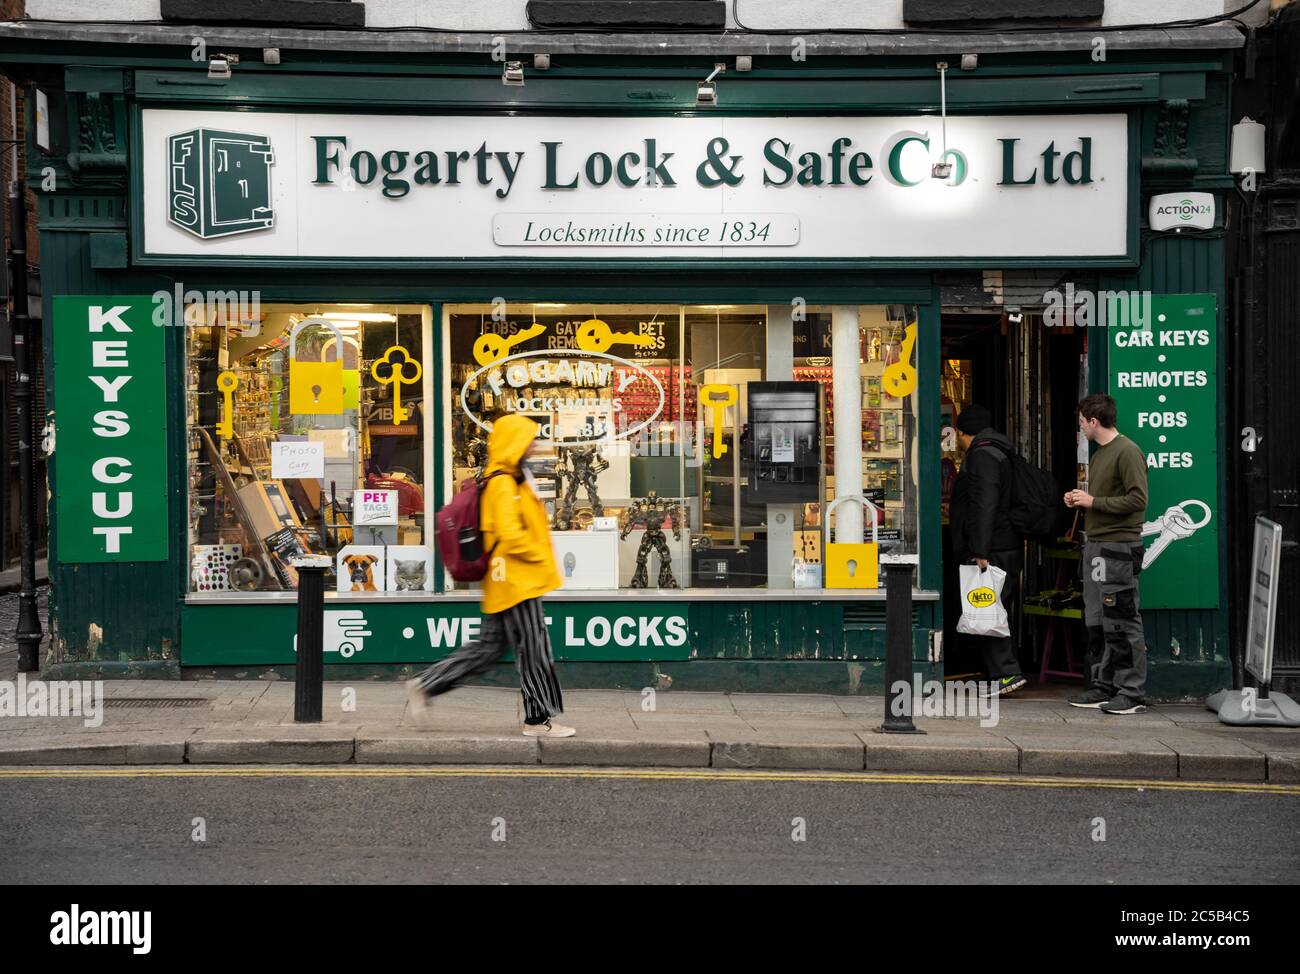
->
[[406, 678, 434, 724], [522, 719, 576, 738]]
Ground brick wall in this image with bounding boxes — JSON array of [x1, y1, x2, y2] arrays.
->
[[0, 0, 48, 563]]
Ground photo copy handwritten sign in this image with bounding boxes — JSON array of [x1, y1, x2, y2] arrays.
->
[[271, 441, 325, 479]]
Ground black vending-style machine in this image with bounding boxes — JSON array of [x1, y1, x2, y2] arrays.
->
[[744, 381, 822, 505]]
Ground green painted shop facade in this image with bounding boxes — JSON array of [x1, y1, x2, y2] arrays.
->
[[0, 30, 1238, 697]]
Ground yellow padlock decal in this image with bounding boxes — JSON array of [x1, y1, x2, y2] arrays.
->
[[825, 542, 879, 589], [288, 318, 346, 415], [324, 335, 362, 411]]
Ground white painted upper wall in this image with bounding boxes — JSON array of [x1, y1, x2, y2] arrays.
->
[[21, 0, 1276, 31]]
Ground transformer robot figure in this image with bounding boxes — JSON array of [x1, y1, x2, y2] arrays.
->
[[463, 436, 488, 476], [620, 491, 684, 589], [554, 445, 609, 530]]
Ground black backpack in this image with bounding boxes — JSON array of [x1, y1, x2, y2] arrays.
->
[[976, 442, 1065, 544]]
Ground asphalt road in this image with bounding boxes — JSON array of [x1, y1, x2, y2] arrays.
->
[[1, 767, 1296, 884]]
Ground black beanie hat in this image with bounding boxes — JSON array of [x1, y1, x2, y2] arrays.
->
[[956, 404, 992, 435]]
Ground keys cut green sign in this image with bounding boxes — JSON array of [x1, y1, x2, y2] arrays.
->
[[53, 297, 169, 563]]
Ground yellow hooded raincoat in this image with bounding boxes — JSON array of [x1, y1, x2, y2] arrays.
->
[[479, 415, 562, 614]]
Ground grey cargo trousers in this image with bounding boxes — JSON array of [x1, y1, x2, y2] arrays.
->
[[1080, 538, 1148, 703]]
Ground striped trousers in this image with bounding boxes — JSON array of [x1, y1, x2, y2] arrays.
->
[[414, 597, 564, 723]]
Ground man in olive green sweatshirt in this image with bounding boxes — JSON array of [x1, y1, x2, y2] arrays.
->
[[1064, 394, 1151, 714]]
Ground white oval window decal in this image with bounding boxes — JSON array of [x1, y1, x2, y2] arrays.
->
[[460, 348, 665, 446]]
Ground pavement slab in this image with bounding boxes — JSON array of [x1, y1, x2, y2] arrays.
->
[[621, 691, 738, 714], [728, 693, 847, 717], [711, 732, 865, 771], [540, 735, 711, 767], [355, 730, 539, 765], [860, 729, 1021, 773], [1009, 731, 1179, 779], [631, 716, 756, 737], [1152, 734, 1267, 781], [186, 725, 355, 764]]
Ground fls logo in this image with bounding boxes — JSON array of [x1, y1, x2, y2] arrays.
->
[[168, 128, 275, 239]]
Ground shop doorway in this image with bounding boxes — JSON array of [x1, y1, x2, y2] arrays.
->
[[939, 309, 1088, 689]]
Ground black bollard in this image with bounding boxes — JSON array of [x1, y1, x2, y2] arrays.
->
[[879, 554, 924, 734], [293, 556, 332, 723]]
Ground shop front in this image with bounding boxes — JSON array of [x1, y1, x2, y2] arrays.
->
[[21, 42, 1235, 696]]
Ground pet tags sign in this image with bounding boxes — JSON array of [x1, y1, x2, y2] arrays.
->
[[354, 489, 399, 526]]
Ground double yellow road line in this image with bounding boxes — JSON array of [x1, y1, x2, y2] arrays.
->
[[0, 765, 1296, 795]]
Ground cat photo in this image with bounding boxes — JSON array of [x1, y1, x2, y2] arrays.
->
[[392, 559, 428, 592], [386, 545, 433, 592]]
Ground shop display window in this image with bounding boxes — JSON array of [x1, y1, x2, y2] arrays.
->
[[446, 302, 919, 593], [186, 303, 430, 594]]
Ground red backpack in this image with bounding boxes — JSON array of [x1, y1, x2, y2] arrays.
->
[[435, 472, 508, 582]]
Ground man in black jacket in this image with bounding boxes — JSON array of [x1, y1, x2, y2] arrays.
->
[[949, 404, 1026, 696]]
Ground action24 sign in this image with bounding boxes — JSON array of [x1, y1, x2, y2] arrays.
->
[[53, 297, 169, 563]]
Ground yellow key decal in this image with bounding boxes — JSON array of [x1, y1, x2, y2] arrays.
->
[[881, 322, 918, 399], [216, 370, 239, 440], [371, 345, 423, 423], [699, 384, 738, 459], [575, 318, 656, 354], [473, 322, 546, 367]]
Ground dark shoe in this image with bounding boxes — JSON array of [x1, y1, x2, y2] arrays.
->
[[1099, 695, 1148, 715], [982, 674, 1027, 698], [1068, 687, 1113, 709]]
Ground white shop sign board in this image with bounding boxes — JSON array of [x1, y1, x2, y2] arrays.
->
[[142, 109, 1130, 261]]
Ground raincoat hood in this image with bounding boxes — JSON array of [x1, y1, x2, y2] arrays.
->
[[485, 414, 539, 477]]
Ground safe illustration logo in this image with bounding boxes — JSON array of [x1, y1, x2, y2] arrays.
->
[[168, 128, 275, 239]]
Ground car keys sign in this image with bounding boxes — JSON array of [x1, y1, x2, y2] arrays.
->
[[1108, 293, 1219, 609]]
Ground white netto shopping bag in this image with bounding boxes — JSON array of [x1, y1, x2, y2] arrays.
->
[[956, 563, 1010, 638]]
